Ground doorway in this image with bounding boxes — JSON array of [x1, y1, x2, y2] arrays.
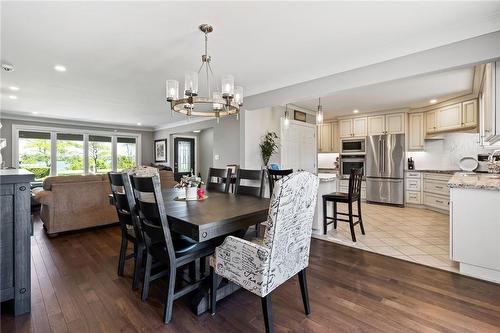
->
[[173, 137, 195, 181]]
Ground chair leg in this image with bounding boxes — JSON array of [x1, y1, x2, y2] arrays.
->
[[333, 201, 338, 229], [261, 294, 274, 333], [132, 244, 143, 290], [298, 269, 311, 316], [141, 252, 152, 302], [200, 256, 206, 277], [163, 266, 176, 324], [348, 202, 356, 242], [117, 234, 128, 276], [358, 199, 365, 235], [210, 266, 217, 315], [255, 223, 261, 237], [322, 198, 328, 235]]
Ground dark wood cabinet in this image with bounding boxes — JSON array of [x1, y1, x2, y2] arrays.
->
[[0, 169, 34, 315]]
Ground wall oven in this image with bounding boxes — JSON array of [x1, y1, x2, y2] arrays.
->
[[341, 155, 365, 178], [341, 138, 366, 154]]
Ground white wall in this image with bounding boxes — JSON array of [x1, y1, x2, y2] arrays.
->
[[407, 133, 496, 170]]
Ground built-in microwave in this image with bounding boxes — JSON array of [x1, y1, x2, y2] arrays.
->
[[341, 138, 366, 154], [340, 155, 365, 178]]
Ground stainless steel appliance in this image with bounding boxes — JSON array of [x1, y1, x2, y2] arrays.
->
[[340, 155, 365, 178], [341, 138, 366, 154], [365, 134, 405, 205]]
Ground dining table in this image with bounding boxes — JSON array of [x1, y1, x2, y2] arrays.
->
[[111, 187, 270, 315]]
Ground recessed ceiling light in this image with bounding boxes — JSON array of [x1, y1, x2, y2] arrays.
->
[[32, 111, 39, 115], [430, 99, 437, 104], [353, 109, 359, 113], [9, 86, 19, 91], [54, 65, 66, 72], [193, 130, 201, 133], [113, 129, 118, 132], [8, 95, 18, 100], [137, 122, 142, 126]]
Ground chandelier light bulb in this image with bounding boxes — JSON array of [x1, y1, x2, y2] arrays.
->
[[184, 72, 198, 96], [234, 86, 243, 106], [221, 75, 234, 97], [166, 80, 179, 101]]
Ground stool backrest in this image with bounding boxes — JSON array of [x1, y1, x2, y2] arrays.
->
[[348, 168, 363, 201]]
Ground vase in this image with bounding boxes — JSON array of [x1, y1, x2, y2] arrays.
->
[[185, 187, 198, 200]]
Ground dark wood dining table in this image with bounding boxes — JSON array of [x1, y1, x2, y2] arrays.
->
[[110, 188, 270, 315]]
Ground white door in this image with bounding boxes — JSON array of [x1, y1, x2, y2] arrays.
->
[[352, 117, 367, 137], [386, 113, 405, 134], [367, 115, 385, 135], [281, 119, 316, 173], [339, 119, 352, 138], [437, 103, 462, 132]]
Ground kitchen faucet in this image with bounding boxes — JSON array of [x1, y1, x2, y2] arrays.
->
[[488, 150, 500, 162]]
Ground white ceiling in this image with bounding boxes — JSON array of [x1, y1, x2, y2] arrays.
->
[[293, 66, 475, 118], [1, 1, 500, 128]]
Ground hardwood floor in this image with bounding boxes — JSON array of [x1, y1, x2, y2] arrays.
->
[[2, 215, 500, 333]]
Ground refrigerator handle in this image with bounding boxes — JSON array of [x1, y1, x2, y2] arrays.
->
[[381, 139, 385, 173], [378, 139, 382, 174]]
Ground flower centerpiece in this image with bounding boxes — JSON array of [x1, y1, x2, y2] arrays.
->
[[175, 174, 204, 200]]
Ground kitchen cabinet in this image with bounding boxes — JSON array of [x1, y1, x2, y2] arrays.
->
[[408, 113, 424, 150], [317, 123, 332, 152], [426, 110, 438, 134], [339, 117, 367, 138], [367, 115, 385, 135], [451, 186, 500, 283], [368, 113, 405, 136], [317, 122, 339, 153], [405, 171, 422, 205], [480, 62, 499, 144], [422, 172, 451, 213], [462, 100, 478, 128], [437, 103, 462, 132]]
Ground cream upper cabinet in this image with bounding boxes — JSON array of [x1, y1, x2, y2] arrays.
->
[[352, 117, 367, 137], [481, 62, 496, 142], [317, 123, 332, 152], [385, 113, 405, 134], [367, 115, 385, 135], [408, 113, 424, 150], [339, 119, 353, 138], [462, 100, 478, 128], [331, 122, 339, 152], [426, 110, 437, 134], [436, 103, 462, 132]]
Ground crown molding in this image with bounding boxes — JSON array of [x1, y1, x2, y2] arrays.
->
[[0, 111, 154, 132], [153, 117, 217, 131]]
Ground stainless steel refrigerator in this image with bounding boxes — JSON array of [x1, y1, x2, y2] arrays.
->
[[365, 134, 405, 205]]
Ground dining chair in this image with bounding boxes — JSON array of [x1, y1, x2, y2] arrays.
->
[[322, 168, 365, 242], [108, 172, 145, 290], [210, 171, 319, 333], [234, 168, 265, 236], [206, 167, 231, 193], [267, 168, 293, 195], [130, 173, 215, 324], [226, 164, 239, 192]]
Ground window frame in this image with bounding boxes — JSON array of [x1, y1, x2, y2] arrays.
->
[[12, 124, 141, 176]]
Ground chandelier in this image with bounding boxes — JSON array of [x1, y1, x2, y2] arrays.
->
[[165, 24, 243, 122]]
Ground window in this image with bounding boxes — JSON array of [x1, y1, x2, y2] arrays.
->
[[14, 125, 141, 177], [18, 131, 51, 180], [57, 133, 84, 176], [88, 135, 112, 174], [117, 137, 137, 170]]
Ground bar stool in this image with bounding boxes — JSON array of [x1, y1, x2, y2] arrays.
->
[[322, 169, 365, 242]]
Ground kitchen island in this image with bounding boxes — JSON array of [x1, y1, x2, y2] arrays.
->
[[312, 173, 338, 234], [449, 172, 500, 283]]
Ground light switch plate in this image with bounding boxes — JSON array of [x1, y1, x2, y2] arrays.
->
[[214, 154, 220, 160]]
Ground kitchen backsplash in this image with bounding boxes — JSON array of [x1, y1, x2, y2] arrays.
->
[[407, 133, 497, 170], [318, 153, 339, 169]]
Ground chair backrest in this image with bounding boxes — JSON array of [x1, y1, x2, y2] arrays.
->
[[267, 168, 293, 195], [206, 167, 231, 193], [108, 172, 134, 233], [261, 172, 319, 295], [348, 168, 363, 201], [130, 174, 176, 267], [234, 168, 264, 197]]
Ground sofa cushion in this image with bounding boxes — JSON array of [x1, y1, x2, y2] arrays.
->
[[43, 174, 104, 190]]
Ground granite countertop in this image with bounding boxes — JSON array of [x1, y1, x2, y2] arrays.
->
[[406, 169, 461, 174], [448, 172, 500, 191], [317, 173, 338, 182]]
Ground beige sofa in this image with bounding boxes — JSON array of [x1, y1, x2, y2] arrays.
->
[[34, 170, 177, 235]]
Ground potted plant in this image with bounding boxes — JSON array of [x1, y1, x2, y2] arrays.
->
[[175, 175, 204, 200], [259, 131, 279, 167]]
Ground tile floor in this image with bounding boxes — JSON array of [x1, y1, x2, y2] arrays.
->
[[313, 202, 459, 273]]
